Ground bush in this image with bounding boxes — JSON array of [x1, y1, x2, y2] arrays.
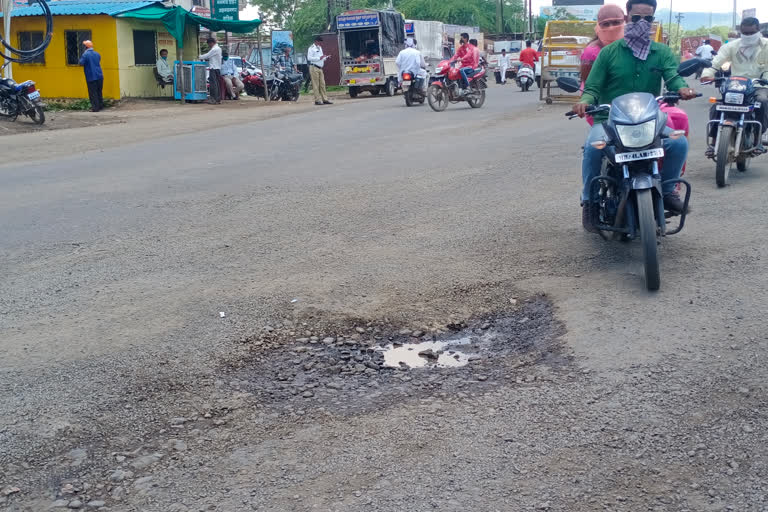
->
[[45, 98, 116, 111]]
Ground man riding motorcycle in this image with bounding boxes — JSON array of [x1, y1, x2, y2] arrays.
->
[[450, 33, 479, 96], [701, 17, 768, 151], [573, 0, 696, 232], [396, 38, 427, 89]]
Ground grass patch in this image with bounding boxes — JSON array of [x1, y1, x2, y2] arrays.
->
[[45, 98, 117, 111], [300, 85, 347, 95]]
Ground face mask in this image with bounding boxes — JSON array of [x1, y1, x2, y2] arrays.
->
[[624, 19, 652, 60], [741, 32, 761, 47], [596, 21, 625, 46], [223, 57, 229, 61], [161, 56, 167, 60]]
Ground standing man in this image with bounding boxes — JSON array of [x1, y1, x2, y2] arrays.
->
[[573, 0, 697, 229], [199, 36, 222, 104], [220, 51, 244, 99], [79, 40, 104, 112], [498, 49, 510, 84], [307, 36, 333, 106]]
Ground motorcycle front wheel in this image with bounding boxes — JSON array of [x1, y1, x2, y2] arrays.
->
[[427, 84, 448, 112], [636, 189, 660, 291], [715, 125, 734, 187], [28, 105, 45, 125]]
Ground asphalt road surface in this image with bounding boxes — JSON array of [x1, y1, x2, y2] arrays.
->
[[1, 83, 767, 512]]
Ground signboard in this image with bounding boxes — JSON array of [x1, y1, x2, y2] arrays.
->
[[742, 8, 756, 18], [213, 0, 238, 21], [405, 22, 414, 35], [540, 5, 600, 21], [337, 12, 380, 29], [553, 0, 603, 5], [191, 6, 211, 18], [271, 30, 293, 54]]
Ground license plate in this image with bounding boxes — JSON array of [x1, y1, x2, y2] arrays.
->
[[716, 104, 751, 112], [349, 79, 356, 84], [402, 80, 411, 86], [615, 147, 665, 163], [28, 91, 40, 100]]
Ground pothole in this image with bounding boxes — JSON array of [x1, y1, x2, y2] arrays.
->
[[226, 297, 568, 415]]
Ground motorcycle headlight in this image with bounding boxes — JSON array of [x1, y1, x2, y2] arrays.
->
[[616, 120, 656, 149], [724, 92, 745, 104], [727, 83, 747, 92]]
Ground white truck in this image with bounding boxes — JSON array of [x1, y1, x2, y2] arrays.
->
[[404, 20, 451, 74]]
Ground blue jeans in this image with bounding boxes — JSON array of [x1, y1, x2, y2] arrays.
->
[[460, 67, 474, 88], [581, 123, 688, 201]]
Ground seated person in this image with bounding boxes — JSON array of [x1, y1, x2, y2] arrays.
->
[[221, 51, 244, 99], [156, 49, 173, 84]]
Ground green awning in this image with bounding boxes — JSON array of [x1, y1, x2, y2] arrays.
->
[[118, 5, 261, 47]]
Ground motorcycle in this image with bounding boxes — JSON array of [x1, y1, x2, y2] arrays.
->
[[557, 58, 702, 291], [401, 70, 426, 107], [272, 69, 303, 102], [704, 65, 767, 187], [242, 70, 267, 98], [0, 76, 45, 125], [516, 64, 535, 92], [427, 59, 487, 112]]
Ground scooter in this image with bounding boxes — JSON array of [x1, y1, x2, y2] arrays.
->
[[516, 64, 535, 92], [401, 70, 426, 107]]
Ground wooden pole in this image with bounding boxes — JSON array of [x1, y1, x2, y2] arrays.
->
[[257, 25, 268, 101], [177, 39, 186, 104]]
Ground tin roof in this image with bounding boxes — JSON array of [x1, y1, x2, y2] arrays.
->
[[5, 0, 159, 17]]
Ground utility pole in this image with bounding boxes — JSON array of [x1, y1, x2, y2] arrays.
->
[[497, 0, 503, 34], [668, 0, 673, 35], [528, 0, 533, 35], [732, 0, 737, 29], [1, 0, 13, 79], [675, 12, 684, 41]]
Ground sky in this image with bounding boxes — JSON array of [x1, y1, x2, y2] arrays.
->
[[239, 0, 768, 25]]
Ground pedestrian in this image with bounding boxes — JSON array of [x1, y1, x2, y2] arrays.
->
[[199, 36, 222, 104], [79, 40, 104, 112], [307, 36, 333, 106], [498, 49, 510, 84]]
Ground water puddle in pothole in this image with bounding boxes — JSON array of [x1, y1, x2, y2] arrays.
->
[[377, 336, 478, 368]]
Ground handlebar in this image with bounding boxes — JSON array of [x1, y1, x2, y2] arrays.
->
[[565, 105, 610, 119]]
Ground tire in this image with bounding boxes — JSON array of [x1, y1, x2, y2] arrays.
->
[[737, 157, 750, 172], [467, 86, 485, 109], [636, 189, 660, 291], [715, 125, 734, 187], [28, 104, 45, 125], [427, 84, 448, 112], [404, 88, 413, 107], [349, 86, 359, 98], [545, 97, 553, 104], [385, 78, 396, 97]]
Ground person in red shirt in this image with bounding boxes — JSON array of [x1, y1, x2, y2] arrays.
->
[[450, 33, 479, 93], [519, 40, 538, 69]]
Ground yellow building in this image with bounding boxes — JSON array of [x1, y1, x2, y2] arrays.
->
[[5, 0, 199, 99]]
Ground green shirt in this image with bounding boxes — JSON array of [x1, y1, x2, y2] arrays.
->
[[581, 39, 688, 121]]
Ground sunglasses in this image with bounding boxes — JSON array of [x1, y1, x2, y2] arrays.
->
[[599, 19, 624, 28], [630, 15, 655, 23]]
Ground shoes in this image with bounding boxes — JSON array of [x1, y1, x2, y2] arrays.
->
[[315, 101, 323, 105], [663, 193, 688, 214], [705, 145, 714, 158], [581, 202, 599, 233], [323, 100, 333, 105]]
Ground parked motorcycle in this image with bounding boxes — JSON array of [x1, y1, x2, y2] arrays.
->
[[704, 66, 767, 187], [0, 77, 44, 125], [516, 64, 535, 92], [401, 71, 426, 107], [557, 58, 702, 291], [242, 70, 268, 98], [427, 59, 487, 112], [272, 69, 303, 102]]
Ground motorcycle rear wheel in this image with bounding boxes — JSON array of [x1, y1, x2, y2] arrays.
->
[[467, 86, 485, 109], [404, 88, 413, 107], [715, 125, 734, 187], [427, 84, 448, 112], [636, 189, 660, 291]]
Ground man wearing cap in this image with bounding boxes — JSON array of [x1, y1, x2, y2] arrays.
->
[[396, 38, 427, 90], [307, 36, 332, 106], [79, 40, 104, 112]]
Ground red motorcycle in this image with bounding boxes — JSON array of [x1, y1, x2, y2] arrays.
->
[[427, 59, 487, 112]]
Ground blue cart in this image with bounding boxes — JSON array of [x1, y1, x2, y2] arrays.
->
[[174, 61, 209, 101]]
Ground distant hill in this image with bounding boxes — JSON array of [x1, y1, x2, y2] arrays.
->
[[655, 9, 738, 31]]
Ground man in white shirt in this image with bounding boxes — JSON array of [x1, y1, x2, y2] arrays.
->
[[498, 49, 510, 84], [199, 36, 223, 104], [695, 39, 714, 60], [156, 48, 173, 84], [702, 17, 768, 145], [396, 38, 427, 90], [220, 51, 244, 99], [307, 36, 332, 105]]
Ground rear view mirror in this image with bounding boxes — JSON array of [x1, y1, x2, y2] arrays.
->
[[678, 57, 711, 77], [556, 77, 581, 93]]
